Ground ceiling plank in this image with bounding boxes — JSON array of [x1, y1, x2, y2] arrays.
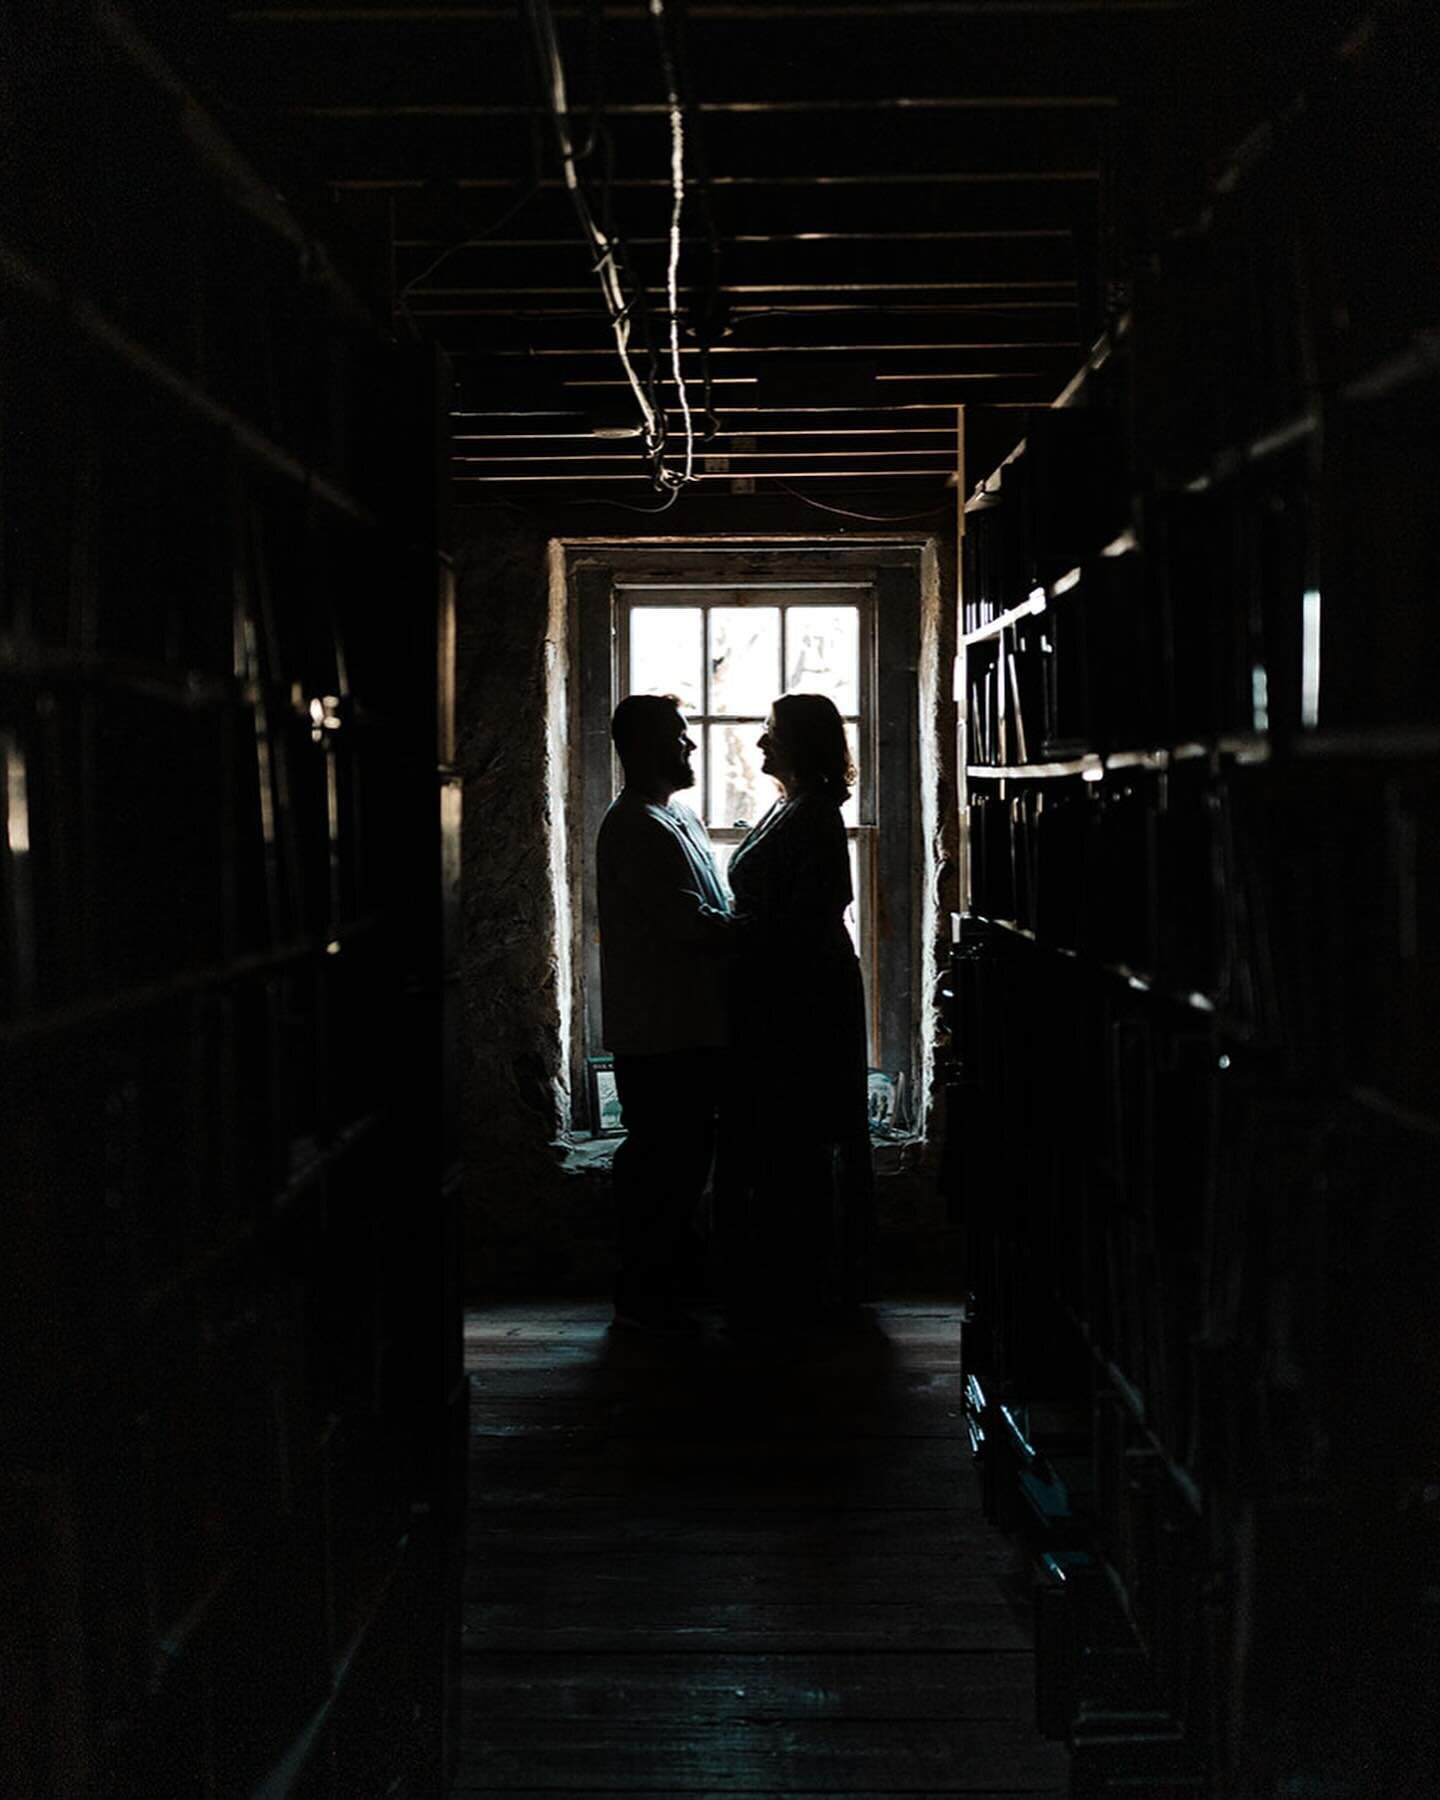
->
[[231, 4, 1191, 18], [286, 95, 1120, 118], [408, 313, 1079, 352], [393, 237, 1079, 289], [354, 183, 1095, 237], [284, 111, 1105, 184], [452, 467, 961, 483]]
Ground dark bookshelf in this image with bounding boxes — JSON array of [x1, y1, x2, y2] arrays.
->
[[1, 7, 464, 1795], [947, 5, 1440, 1792]]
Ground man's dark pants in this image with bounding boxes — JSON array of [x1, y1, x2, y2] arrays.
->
[[611, 1048, 725, 1312]]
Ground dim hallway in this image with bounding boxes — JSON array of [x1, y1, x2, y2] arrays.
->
[[456, 1302, 1066, 1796], [6, 5, 1436, 1795]]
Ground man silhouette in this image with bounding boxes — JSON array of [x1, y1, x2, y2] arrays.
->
[[596, 695, 732, 1333]]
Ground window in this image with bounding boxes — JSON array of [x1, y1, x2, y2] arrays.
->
[[619, 585, 875, 992], [563, 541, 941, 1141]]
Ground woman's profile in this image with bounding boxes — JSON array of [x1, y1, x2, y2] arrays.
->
[[719, 692, 874, 1325]]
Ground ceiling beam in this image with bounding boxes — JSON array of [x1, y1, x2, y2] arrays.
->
[[392, 238, 1079, 289], [355, 184, 1095, 236], [411, 315, 1079, 352], [286, 95, 1119, 118], [395, 228, 1076, 245], [231, 4, 1192, 21], [452, 423, 961, 440], [421, 298, 1078, 312], [295, 115, 1104, 184], [455, 446, 957, 463], [452, 467, 960, 483], [451, 401, 1028, 418], [330, 170, 1102, 189]]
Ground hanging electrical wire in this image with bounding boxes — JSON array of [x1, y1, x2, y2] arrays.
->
[[657, 0, 727, 444], [776, 481, 952, 524], [523, 0, 664, 463], [523, 0, 701, 493], [648, 0, 696, 488], [398, 178, 544, 308]]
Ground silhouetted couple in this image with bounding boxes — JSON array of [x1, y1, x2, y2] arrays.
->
[[596, 692, 873, 1334]]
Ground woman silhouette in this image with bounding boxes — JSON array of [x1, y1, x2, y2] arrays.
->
[[720, 692, 874, 1324]]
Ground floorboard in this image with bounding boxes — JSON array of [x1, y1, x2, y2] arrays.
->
[[458, 1301, 1067, 1795]]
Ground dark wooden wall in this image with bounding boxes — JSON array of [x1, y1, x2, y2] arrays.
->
[[947, 4, 1439, 1794], [1, 7, 464, 1794]]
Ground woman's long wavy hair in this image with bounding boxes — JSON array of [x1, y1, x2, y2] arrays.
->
[[774, 692, 854, 801]]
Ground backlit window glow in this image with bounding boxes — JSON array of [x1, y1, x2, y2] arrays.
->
[[621, 591, 871, 978], [1301, 588, 1322, 728]]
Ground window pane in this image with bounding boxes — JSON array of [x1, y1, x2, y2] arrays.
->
[[712, 839, 737, 895], [784, 605, 860, 712], [629, 607, 702, 712], [709, 607, 780, 716], [841, 720, 860, 826], [708, 721, 772, 830], [846, 837, 859, 952]]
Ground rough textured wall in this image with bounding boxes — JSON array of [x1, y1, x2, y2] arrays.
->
[[454, 508, 611, 1292]]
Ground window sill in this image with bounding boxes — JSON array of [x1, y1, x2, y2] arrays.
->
[[558, 1129, 923, 1174]]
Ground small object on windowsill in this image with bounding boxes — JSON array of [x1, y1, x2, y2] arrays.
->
[[586, 1053, 624, 1136], [867, 1069, 911, 1139]]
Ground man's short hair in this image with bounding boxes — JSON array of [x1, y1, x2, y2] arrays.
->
[[611, 693, 682, 768]]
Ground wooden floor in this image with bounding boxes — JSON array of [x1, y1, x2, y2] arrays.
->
[[457, 1301, 1068, 1797]]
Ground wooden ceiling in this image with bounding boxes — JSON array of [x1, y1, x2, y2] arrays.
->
[[221, 0, 1196, 505]]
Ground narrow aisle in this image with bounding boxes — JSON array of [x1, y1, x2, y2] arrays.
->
[[456, 1302, 1067, 1797]]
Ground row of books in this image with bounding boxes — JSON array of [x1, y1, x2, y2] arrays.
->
[[970, 397, 1439, 756], [0, 484, 413, 1018], [0, 684, 391, 1005], [966, 775, 1254, 1012], [10, 17, 381, 506], [964, 464, 1323, 762], [962, 404, 1130, 635], [967, 768, 1438, 1112], [2, 1331, 420, 1797], [952, 7, 1438, 1788], [1133, 32, 1437, 490], [964, 559, 1159, 766], [3, 21, 462, 1792], [947, 933, 1437, 1781]]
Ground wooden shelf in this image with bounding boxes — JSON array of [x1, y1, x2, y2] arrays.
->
[[0, 640, 242, 712], [0, 912, 390, 1050], [966, 733, 1271, 780], [149, 1554, 248, 1690], [1347, 1084, 1440, 1141], [1165, 329, 1440, 497], [1051, 310, 1132, 411], [1062, 1307, 1204, 1517], [962, 319, 1135, 516], [1289, 724, 1440, 763], [0, 239, 380, 531], [962, 589, 1048, 648], [92, 0, 374, 334], [967, 914, 1220, 1018], [250, 1534, 413, 1800], [962, 530, 1139, 645], [131, 1112, 389, 1321], [966, 758, 1100, 780], [1166, 408, 1316, 496]]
